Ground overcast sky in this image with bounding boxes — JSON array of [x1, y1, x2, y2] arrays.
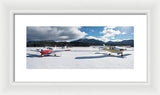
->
[[27, 26, 134, 42]]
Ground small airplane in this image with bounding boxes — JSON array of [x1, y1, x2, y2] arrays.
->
[[92, 44, 126, 56], [103, 46, 126, 56], [37, 45, 71, 57]]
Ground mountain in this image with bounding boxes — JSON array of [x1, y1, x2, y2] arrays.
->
[[106, 40, 134, 46], [27, 39, 134, 47], [71, 38, 105, 45]]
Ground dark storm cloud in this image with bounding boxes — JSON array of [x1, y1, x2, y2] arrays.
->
[[27, 26, 87, 42]]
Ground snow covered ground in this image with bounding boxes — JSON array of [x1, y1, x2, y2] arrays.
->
[[27, 47, 134, 69]]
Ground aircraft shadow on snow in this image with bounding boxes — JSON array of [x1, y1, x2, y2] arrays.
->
[[27, 53, 61, 58], [75, 53, 131, 59]]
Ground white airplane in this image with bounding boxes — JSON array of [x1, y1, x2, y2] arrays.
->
[[103, 46, 126, 56], [92, 44, 126, 56]]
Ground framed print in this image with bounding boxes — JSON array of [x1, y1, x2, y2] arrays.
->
[[11, 11, 148, 83]]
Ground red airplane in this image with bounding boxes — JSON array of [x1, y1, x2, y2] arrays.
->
[[40, 49, 71, 57], [39, 46, 71, 57]]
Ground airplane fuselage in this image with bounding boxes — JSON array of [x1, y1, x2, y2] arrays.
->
[[103, 46, 126, 56], [40, 50, 52, 57], [39, 48, 71, 57]]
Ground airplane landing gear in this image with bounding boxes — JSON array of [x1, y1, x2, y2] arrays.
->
[[41, 54, 44, 57], [121, 53, 123, 57]]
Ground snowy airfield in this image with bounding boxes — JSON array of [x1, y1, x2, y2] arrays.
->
[[27, 47, 134, 69]]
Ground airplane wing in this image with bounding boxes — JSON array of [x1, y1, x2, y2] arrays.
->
[[31, 49, 41, 52], [52, 49, 71, 53], [103, 48, 125, 53]]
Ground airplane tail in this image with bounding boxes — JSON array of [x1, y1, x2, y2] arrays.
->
[[54, 45, 57, 50]]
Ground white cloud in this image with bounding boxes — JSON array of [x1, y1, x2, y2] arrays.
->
[[86, 36, 98, 40], [86, 26, 132, 42], [86, 36, 109, 42], [122, 32, 126, 35], [85, 26, 120, 42], [99, 37, 110, 42], [27, 26, 87, 42], [100, 26, 121, 42], [111, 39, 122, 42], [111, 37, 115, 39], [101, 26, 121, 38], [86, 35, 122, 42], [99, 26, 130, 42]]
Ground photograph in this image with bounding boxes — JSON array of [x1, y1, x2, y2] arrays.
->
[[14, 14, 147, 82], [27, 26, 134, 69]]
